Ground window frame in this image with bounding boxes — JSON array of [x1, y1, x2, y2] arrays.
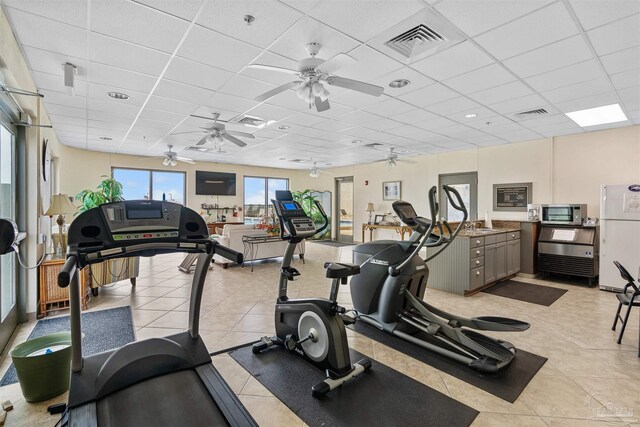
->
[[111, 166, 187, 205], [243, 175, 289, 223]]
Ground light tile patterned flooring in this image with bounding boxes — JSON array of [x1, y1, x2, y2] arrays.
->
[[0, 243, 638, 426]]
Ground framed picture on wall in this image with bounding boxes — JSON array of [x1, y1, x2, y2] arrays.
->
[[374, 214, 384, 225], [382, 181, 401, 201]]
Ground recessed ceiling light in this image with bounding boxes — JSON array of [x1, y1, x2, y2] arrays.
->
[[278, 125, 290, 130], [465, 113, 477, 118], [389, 79, 410, 88], [565, 103, 627, 127], [351, 139, 361, 144], [107, 91, 129, 100], [99, 136, 112, 141]]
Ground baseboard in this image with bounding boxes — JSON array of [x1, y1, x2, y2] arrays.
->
[[517, 273, 540, 279]]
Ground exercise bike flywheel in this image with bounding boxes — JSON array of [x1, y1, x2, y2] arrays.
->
[[298, 311, 329, 362]]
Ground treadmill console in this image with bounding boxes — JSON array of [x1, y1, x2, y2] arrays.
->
[[272, 200, 316, 238], [101, 200, 182, 241]]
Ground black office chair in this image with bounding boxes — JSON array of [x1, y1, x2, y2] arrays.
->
[[611, 261, 640, 356]]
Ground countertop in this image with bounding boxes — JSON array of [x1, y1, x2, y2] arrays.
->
[[457, 227, 521, 238]]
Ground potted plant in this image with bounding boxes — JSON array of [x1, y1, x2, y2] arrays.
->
[[75, 176, 124, 213]]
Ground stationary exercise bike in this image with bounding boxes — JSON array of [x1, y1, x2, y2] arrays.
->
[[253, 191, 371, 397], [350, 185, 530, 373]]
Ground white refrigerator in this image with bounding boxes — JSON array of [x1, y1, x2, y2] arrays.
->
[[599, 184, 640, 292]]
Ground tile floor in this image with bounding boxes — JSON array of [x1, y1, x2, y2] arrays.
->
[[0, 242, 638, 426]]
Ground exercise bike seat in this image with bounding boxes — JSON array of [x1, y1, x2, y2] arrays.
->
[[324, 262, 360, 279]]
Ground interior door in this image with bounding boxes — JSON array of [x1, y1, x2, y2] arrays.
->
[[0, 122, 17, 351], [335, 177, 353, 243], [439, 172, 478, 222]]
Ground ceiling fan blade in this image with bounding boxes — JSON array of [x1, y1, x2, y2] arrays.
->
[[222, 133, 247, 147], [326, 75, 384, 97], [255, 81, 301, 103], [316, 53, 357, 75], [315, 97, 330, 112], [246, 64, 300, 75], [176, 157, 195, 164], [196, 136, 209, 146], [226, 130, 255, 139], [170, 130, 204, 135]]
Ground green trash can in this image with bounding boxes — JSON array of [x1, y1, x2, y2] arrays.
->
[[9, 331, 75, 402]]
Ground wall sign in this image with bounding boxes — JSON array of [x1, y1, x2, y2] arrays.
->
[[493, 182, 532, 212]]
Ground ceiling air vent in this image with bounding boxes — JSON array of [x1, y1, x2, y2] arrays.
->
[[515, 108, 548, 118], [385, 24, 447, 58], [364, 143, 383, 148]]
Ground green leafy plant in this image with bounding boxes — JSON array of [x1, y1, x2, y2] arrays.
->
[[75, 175, 124, 213]]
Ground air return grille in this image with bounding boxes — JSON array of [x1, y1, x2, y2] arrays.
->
[[515, 108, 548, 118], [364, 142, 383, 148], [385, 24, 447, 58]]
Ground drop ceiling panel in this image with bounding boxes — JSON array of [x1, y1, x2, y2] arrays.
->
[[553, 92, 620, 113], [21, 46, 86, 79], [4, 0, 87, 28], [600, 46, 640, 75], [426, 96, 482, 116], [87, 83, 146, 106], [307, 0, 425, 42], [443, 63, 516, 94], [138, 108, 185, 124], [88, 63, 157, 92], [89, 33, 170, 77], [197, 0, 303, 49], [88, 98, 140, 116], [390, 108, 438, 125], [569, 0, 640, 31], [541, 77, 613, 104], [434, 0, 553, 37], [331, 45, 402, 83], [178, 26, 262, 73], [365, 118, 406, 131], [132, 0, 202, 21], [267, 16, 361, 61], [489, 93, 548, 115], [340, 110, 383, 126], [524, 60, 602, 92], [219, 75, 276, 101], [610, 68, 640, 90], [242, 52, 300, 86], [586, 14, 640, 56], [275, 112, 324, 127], [466, 80, 533, 105], [39, 89, 86, 109], [308, 119, 353, 132], [414, 116, 459, 131], [374, 66, 434, 96], [45, 103, 87, 119], [5, 8, 87, 57], [362, 97, 415, 116], [245, 103, 296, 121], [474, 2, 579, 60], [154, 79, 215, 105], [145, 95, 198, 115], [162, 57, 234, 92], [91, 0, 188, 53], [503, 35, 593, 78], [411, 41, 494, 81], [397, 83, 459, 107], [204, 93, 258, 115]]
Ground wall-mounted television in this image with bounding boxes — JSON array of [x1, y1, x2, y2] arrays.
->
[[195, 171, 237, 196]]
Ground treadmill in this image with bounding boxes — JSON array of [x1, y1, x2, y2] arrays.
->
[[57, 200, 256, 426]]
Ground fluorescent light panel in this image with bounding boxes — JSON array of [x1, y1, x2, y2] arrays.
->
[[565, 103, 627, 127]]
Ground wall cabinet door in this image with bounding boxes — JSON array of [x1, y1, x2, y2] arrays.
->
[[496, 242, 507, 280], [484, 244, 497, 285]]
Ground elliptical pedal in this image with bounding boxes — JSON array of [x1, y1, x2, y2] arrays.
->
[[458, 329, 515, 360]]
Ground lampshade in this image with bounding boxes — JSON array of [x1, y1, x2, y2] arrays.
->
[[366, 202, 375, 212], [45, 194, 76, 216]]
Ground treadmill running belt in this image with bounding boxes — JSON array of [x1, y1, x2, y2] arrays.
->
[[229, 346, 479, 427], [97, 370, 227, 426], [348, 321, 547, 402]]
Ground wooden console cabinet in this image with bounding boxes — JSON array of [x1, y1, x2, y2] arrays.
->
[[39, 254, 89, 317]]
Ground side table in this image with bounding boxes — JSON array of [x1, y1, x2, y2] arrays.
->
[[39, 254, 89, 317]]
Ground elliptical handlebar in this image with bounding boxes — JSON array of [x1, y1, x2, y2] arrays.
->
[[313, 200, 329, 236]]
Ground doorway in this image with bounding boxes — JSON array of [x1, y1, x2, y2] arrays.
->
[[0, 121, 18, 351], [335, 177, 353, 243], [439, 172, 478, 222]]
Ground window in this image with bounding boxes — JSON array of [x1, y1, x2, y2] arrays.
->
[[244, 176, 288, 224], [112, 168, 186, 205], [0, 124, 15, 321]]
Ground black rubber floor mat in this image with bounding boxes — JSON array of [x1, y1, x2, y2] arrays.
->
[[229, 346, 479, 427], [348, 321, 547, 403], [482, 279, 568, 306]]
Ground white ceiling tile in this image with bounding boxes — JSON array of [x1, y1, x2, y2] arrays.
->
[[390, 108, 438, 125], [5, 8, 86, 57], [22, 46, 86, 79], [264, 89, 311, 111], [268, 17, 361, 61], [365, 118, 406, 131], [524, 60, 602, 92], [49, 115, 87, 127], [373, 66, 434, 96], [331, 45, 403, 83], [133, 0, 203, 21], [138, 107, 184, 124], [4, 1, 87, 28], [219, 75, 276, 101], [203, 93, 259, 116], [554, 91, 620, 113], [246, 103, 296, 121], [443, 63, 516, 94], [467, 80, 533, 105], [307, 0, 425, 42], [178, 26, 262, 72], [310, 119, 352, 132], [587, 13, 640, 56], [154, 79, 215, 105], [340, 110, 383, 125], [242, 52, 300, 86], [489, 93, 548, 114], [434, 0, 552, 37], [502, 35, 593, 78], [411, 41, 494, 80], [464, 114, 514, 129], [89, 33, 170, 77], [541, 77, 613, 104], [39, 89, 86, 109], [282, 112, 326, 127], [332, 90, 385, 110], [569, 0, 640, 30], [397, 83, 459, 107], [413, 116, 459, 130], [362, 97, 416, 116], [425, 96, 482, 116], [88, 98, 140, 116], [91, 0, 189, 53], [304, 102, 357, 120], [33, 70, 87, 95], [46, 103, 87, 118], [474, 2, 579, 60], [600, 45, 640, 75], [618, 85, 640, 102], [164, 57, 234, 91], [88, 62, 157, 92], [87, 83, 146, 106], [198, 0, 302, 48], [610, 68, 640, 90], [145, 95, 197, 115]]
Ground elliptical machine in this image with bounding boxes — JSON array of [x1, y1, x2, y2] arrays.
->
[[253, 191, 371, 397], [350, 185, 530, 373]]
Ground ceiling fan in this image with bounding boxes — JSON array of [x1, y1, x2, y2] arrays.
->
[[159, 145, 194, 166], [309, 161, 334, 178], [374, 148, 412, 170], [172, 113, 254, 147], [248, 42, 384, 112]]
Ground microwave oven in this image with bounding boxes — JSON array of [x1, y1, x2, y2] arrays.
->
[[541, 204, 587, 225]]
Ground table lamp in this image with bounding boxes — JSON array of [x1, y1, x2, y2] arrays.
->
[[45, 194, 76, 252], [366, 202, 375, 224]]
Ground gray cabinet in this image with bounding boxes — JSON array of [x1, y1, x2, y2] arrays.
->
[[484, 245, 497, 285], [507, 239, 521, 276], [496, 242, 507, 280]]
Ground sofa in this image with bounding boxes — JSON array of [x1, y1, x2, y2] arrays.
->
[[213, 224, 303, 268]]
